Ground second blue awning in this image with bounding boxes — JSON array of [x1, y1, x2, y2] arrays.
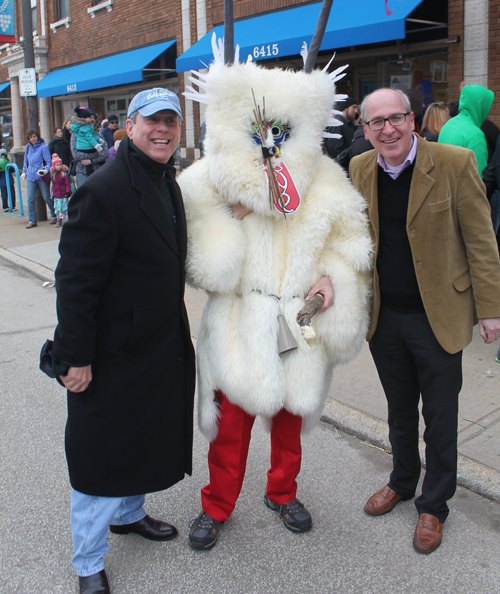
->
[[176, 0, 424, 72], [38, 39, 176, 98]]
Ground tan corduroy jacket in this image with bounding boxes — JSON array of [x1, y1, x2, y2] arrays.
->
[[350, 135, 500, 354]]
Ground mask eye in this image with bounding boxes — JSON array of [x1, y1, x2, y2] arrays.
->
[[269, 121, 291, 145], [251, 121, 291, 146]]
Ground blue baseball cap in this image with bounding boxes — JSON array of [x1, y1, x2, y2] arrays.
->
[[127, 87, 183, 120]]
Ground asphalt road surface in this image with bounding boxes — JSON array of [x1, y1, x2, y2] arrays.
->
[[1, 258, 500, 594]]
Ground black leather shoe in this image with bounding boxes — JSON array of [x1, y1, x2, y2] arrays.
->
[[109, 514, 177, 541], [79, 569, 110, 594]]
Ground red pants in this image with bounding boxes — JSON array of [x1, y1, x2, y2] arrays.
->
[[201, 390, 303, 522]]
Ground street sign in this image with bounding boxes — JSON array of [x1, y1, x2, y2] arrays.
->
[[19, 68, 37, 96]]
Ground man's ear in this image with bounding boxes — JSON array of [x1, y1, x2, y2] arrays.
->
[[362, 123, 369, 140], [410, 111, 415, 131], [126, 119, 134, 140]]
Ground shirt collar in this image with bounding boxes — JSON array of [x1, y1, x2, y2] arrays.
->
[[377, 133, 417, 180]]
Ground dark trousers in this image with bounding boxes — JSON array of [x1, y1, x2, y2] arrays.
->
[[1, 184, 15, 209], [369, 306, 462, 523]]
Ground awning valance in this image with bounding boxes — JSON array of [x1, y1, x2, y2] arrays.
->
[[176, 0, 424, 72], [37, 40, 176, 98]]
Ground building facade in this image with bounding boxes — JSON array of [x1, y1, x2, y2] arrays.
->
[[0, 0, 497, 161]]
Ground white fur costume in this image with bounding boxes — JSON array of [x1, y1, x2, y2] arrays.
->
[[178, 54, 373, 442]]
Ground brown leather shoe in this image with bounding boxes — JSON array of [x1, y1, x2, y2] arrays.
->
[[50, 218, 57, 224], [364, 484, 404, 516], [413, 513, 443, 554], [25, 222, 37, 229]]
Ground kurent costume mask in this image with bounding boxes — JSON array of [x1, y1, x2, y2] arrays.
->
[[179, 36, 372, 441], [185, 34, 349, 218]]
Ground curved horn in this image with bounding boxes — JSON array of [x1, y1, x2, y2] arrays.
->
[[304, 0, 334, 73]]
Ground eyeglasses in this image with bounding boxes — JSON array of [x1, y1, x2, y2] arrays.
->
[[364, 112, 410, 131]]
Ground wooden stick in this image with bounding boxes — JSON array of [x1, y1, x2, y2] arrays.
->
[[252, 89, 286, 216], [296, 293, 325, 327]]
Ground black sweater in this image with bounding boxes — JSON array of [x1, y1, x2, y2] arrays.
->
[[376, 162, 424, 313]]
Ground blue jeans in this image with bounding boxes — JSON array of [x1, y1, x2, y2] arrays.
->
[[71, 489, 146, 577], [26, 178, 55, 223], [75, 171, 88, 189]]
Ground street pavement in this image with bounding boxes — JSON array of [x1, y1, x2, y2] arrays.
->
[[1, 194, 500, 593]]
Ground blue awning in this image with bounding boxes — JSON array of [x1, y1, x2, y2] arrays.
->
[[38, 40, 176, 98], [176, 0, 424, 72], [0, 81, 10, 93]]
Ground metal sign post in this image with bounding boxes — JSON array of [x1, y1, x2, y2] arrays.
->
[[20, 0, 39, 133]]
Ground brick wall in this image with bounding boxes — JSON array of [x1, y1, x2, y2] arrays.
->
[[489, 0, 500, 125], [44, 1, 181, 69], [207, 0, 308, 27]]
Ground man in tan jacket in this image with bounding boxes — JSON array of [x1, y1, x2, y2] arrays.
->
[[350, 87, 500, 554]]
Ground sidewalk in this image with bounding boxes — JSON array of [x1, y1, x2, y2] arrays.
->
[[2, 197, 500, 503]]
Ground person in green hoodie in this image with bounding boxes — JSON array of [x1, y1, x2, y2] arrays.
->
[[438, 84, 494, 175]]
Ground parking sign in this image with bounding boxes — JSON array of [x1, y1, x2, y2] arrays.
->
[[19, 69, 37, 96]]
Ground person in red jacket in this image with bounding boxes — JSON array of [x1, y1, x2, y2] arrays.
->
[[50, 155, 72, 227]]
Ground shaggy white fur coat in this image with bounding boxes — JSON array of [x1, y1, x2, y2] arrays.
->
[[178, 60, 373, 442]]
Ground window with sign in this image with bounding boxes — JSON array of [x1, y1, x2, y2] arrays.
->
[[55, 0, 69, 20], [105, 97, 128, 128], [106, 98, 126, 112], [430, 61, 448, 83]]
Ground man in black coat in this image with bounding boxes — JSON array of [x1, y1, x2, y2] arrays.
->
[[100, 114, 119, 149], [52, 88, 195, 594], [323, 96, 359, 162]]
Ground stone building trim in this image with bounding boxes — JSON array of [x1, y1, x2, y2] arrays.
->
[[88, 0, 114, 19], [463, 0, 488, 86], [50, 17, 71, 33]]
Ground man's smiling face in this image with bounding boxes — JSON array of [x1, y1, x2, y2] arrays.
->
[[362, 89, 415, 167], [126, 110, 181, 163]]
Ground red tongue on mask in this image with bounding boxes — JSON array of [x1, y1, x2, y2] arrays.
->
[[266, 161, 301, 215]]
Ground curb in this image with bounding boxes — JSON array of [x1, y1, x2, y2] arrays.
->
[[321, 399, 500, 504], [0, 247, 54, 282]]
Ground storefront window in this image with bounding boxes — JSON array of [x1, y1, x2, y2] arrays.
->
[[1, 113, 13, 151]]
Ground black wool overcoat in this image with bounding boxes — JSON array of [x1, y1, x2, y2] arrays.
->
[[48, 135, 72, 166], [52, 137, 195, 497]]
